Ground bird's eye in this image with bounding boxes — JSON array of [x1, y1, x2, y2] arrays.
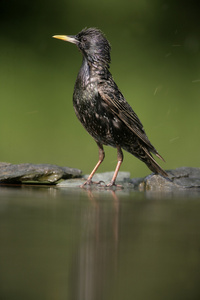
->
[[82, 37, 87, 42]]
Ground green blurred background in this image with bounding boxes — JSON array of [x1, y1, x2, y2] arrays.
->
[[0, 0, 200, 177]]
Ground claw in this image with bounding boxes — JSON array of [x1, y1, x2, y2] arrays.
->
[[80, 180, 105, 188], [80, 179, 92, 188], [105, 181, 124, 189]]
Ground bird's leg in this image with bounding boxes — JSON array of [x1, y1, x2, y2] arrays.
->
[[81, 143, 105, 187], [106, 146, 123, 187]]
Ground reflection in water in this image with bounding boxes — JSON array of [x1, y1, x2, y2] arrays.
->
[[70, 190, 119, 300], [1, 185, 200, 300]]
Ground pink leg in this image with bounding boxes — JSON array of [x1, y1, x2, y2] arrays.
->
[[106, 146, 123, 187], [81, 143, 105, 187]]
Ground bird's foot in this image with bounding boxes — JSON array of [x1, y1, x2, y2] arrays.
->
[[105, 181, 124, 190], [80, 179, 105, 188], [80, 179, 123, 189]]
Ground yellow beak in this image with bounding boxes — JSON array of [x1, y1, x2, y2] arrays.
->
[[52, 35, 77, 44]]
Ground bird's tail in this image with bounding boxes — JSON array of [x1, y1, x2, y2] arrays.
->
[[142, 147, 168, 177]]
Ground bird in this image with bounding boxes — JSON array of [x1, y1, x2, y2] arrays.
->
[[53, 27, 168, 187]]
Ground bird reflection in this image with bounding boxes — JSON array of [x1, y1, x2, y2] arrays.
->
[[69, 189, 120, 300], [87, 189, 119, 245]]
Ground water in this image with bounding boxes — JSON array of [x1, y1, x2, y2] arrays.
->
[[0, 185, 200, 300]]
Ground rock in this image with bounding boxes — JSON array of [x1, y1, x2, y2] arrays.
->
[[58, 171, 131, 188], [83, 171, 131, 183], [140, 167, 200, 191], [57, 178, 85, 188], [168, 167, 200, 188], [0, 162, 82, 184], [1, 163, 200, 191], [140, 174, 176, 191]]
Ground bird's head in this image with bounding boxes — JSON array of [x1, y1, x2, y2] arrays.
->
[[53, 28, 111, 68]]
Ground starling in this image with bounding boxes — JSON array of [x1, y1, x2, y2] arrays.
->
[[53, 28, 168, 187]]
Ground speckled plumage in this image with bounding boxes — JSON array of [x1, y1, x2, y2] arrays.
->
[[53, 28, 168, 186]]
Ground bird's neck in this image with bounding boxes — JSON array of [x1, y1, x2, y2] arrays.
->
[[77, 57, 110, 88]]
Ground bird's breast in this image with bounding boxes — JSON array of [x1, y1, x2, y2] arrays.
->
[[72, 67, 129, 146], [73, 78, 114, 144], [73, 78, 99, 122]]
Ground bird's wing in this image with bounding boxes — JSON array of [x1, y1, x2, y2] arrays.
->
[[98, 79, 162, 156]]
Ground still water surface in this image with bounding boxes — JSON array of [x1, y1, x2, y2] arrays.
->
[[0, 185, 200, 300]]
